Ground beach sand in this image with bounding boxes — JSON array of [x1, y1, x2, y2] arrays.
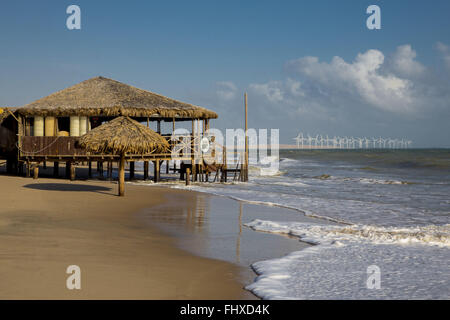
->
[[0, 174, 253, 299]]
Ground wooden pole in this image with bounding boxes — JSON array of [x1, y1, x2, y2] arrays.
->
[[166, 160, 169, 174], [118, 154, 125, 196], [144, 161, 149, 180], [129, 161, 135, 180], [26, 160, 31, 178], [108, 161, 113, 180], [65, 162, 71, 179], [53, 161, 59, 177], [88, 162, 92, 178], [191, 120, 196, 181], [244, 92, 249, 182], [33, 165, 39, 179], [154, 161, 160, 183], [70, 165, 76, 181], [186, 168, 190, 185], [157, 120, 161, 134]]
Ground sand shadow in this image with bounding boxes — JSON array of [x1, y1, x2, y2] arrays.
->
[[23, 183, 113, 195]]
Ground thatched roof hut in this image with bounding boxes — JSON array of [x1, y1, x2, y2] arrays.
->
[[18, 76, 217, 120], [78, 116, 170, 154], [78, 116, 170, 196]]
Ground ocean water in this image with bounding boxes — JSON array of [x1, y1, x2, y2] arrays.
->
[[167, 149, 450, 299]]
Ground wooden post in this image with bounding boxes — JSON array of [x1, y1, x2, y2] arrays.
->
[[26, 160, 31, 178], [191, 120, 196, 181], [65, 162, 71, 179], [166, 160, 169, 174], [221, 146, 227, 182], [244, 92, 249, 182], [70, 165, 76, 181], [157, 120, 161, 134], [107, 161, 113, 180], [53, 162, 59, 177], [144, 161, 149, 180], [88, 161, 92, 178], [186, 168, 190, 186], [154, 160, 160, 183], [33, 165, 39, 179], [129, 161, 135, 180], [99, 161, 104, 178], [147, 117, 149, 128], [118, 154, 125, 196]]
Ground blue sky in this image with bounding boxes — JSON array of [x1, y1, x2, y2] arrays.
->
[[1, 0, 449, 146]]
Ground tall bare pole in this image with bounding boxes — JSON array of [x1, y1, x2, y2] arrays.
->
[[244, 93, 248, 182]]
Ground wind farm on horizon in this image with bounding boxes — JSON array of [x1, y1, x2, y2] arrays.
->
[[292, 133, 413, 150]]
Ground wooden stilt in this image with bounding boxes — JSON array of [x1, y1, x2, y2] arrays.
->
[[154, 160, 160, 182], [186, 168, 190, 186], [118, 154, 125, 196], [99, 161, 104, 178], [166, 160, 169, 174], [88, 162, 92, 178], [70, 165, 76, 181], [53, 162, 59, 177], [108, 161, 113, 180], [144, 161, 149, 180], [66, 162, 71, 179], [26, 161, 31, 178], [33, 165, 39, 180], [180, 163, 184, 180], [129, 161, 135, 180]]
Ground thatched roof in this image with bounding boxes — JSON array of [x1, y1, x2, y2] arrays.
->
[[19, 76, 218, 120], [0, 107, 18, 125], [78, 116, 170, 154]]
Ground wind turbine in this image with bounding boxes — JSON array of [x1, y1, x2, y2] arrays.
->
[[293, 133, 303, 149], [372, 137, 378, 149], [364, 137, 370, 149], [377, 137, 384, 149], [357, 137, 363, 149], [307, 134, 313, 149]]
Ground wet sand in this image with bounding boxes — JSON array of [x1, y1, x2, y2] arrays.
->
[[0, 174, 253, 299], [136, 190, 325, 286]]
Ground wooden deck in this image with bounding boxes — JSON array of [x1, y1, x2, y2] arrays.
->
[[14, 135, 247, 183]]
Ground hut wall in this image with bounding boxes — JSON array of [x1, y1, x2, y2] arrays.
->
[[79, 116, 87, 135], [34, 116, 44, 136], [44, 117, 55, 136], [70, 116, 80, 136]]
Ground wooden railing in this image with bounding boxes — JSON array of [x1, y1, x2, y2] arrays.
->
[[18, 135, 238, 168], [19, 136, 87, 157]]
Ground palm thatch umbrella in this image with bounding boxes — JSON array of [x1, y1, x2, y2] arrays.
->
[[78, 116, 170, 196]]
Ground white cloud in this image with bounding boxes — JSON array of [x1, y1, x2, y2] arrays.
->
[[285, 49, 415, 113], [436, 42, 450, 69], [216, 81, 237, 101], [391, 45, 425, 77], [249, 81, 284, 103]]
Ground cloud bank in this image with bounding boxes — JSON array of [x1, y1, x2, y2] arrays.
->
[[213, 44, 450, 146]]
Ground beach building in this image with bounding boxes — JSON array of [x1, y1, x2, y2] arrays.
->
[[0, 77, 248, 183]]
